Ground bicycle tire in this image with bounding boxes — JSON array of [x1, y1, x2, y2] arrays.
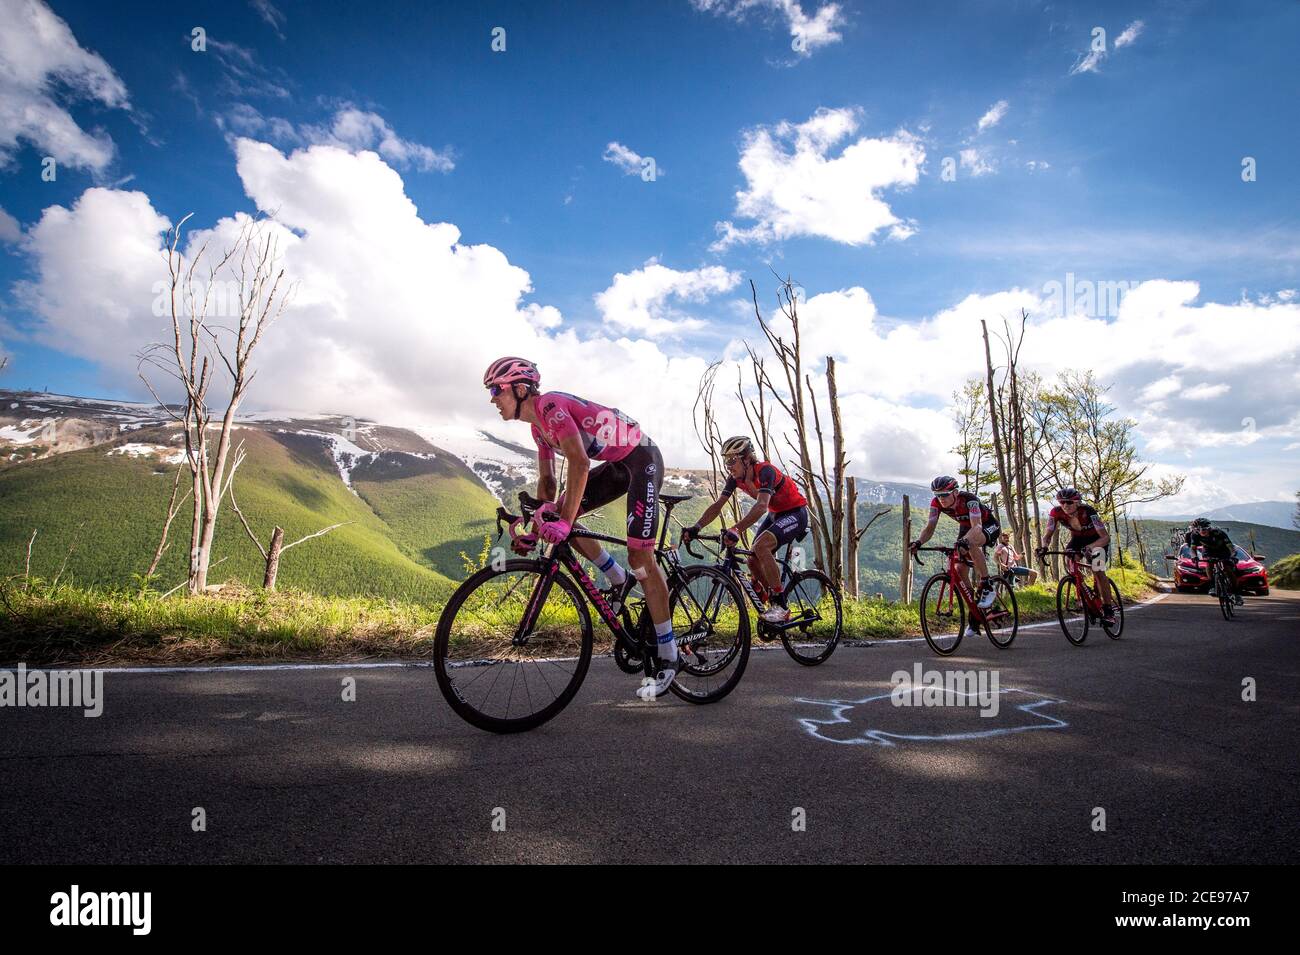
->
[[983, 576, 1018, 648], [1102, 594, 1125, 639], [1057, 576, 1088, 645], [779, 568, 843, 666], [920, 573, 965, 656], [666, 564, 751, 704], [1218, 569, 1235, 620], [434, 559, 593, 733]]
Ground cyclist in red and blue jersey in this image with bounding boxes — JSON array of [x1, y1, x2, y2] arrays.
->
[[1036, 487, 1117, 624], [681, 436, 810, 623], [483, 356, 678, 698], [909, 476, 1001, 613]]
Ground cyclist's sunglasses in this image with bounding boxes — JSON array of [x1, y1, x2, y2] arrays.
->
[[724, 453, 745, 465], [936, 490, 956, 499], [487, 384, 505, 397]]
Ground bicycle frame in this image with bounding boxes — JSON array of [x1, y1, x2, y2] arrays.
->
[[687, 535, 813, 634], [918, 545, 992, 623], [1055, 552, 1104, 614], [499, 493, 700, 654]]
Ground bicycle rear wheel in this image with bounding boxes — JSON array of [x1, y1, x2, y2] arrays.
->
[[1056, 576, 1089, 645], [920, 573, 965, 656], [982, 577, 1018, 648], [1102, 594, 1125, 639], [780, 569, 843, 666], [667, 565, 751, 704], [434, 560, 593, 733]]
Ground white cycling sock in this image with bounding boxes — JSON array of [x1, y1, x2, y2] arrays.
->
[[595, 549, 627, 587], [654, 619, 677, 662]]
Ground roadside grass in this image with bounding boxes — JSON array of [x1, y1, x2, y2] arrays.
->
[[0, 561, 1158, 666]]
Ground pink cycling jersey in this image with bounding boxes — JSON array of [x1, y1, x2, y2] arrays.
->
[[530, 391, 644, 463]]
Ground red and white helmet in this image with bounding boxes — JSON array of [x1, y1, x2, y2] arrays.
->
[[483, 356, 540, 391]]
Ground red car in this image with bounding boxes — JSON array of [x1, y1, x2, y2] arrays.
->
[[1172, 544, 1270, 596]]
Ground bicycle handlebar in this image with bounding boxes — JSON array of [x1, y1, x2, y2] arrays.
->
[[1037, 549, 1086, 565]]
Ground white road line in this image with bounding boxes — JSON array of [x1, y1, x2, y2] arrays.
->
[[1, 592, 1174, 674]]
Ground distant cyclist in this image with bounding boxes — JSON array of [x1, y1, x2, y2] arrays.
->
[[1184, 517, 1243, 606], [681, 435, 810, 624], [909, 476, 1001, 614], [1036, 488, 1117, 624], [483, 356, 678, 699]]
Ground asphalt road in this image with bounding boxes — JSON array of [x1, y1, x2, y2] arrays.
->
[[2, 590, 1297, 863]]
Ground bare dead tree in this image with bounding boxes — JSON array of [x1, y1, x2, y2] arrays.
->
[[749, 276, 831, 575], [143, 463, 193, 586], [981, 319, 1022, 557], [693, 360, 745, 531], [844, 476, 890, 598], [138, 212, 293, 594], [228, 477, 353, 591], [48, 521, 86, 593], [23, 529, 36, 592], [736, 342, 775, 460]]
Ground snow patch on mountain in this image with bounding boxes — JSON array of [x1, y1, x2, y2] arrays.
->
[[296, 429, 375, 492], [415, 425, 537, 501], [108, 443, 187, 464]]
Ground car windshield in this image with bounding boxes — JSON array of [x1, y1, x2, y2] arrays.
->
[[1234, 545, 1251, 562], [1178, 545, 1194, 560]]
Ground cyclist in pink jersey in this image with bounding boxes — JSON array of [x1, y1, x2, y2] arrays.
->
[[483, 357, 678, 698]]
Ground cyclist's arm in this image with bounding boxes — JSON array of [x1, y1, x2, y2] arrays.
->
[[1089, 512, 1110, 550], [555, 431, 590, 527], [733, 491, 770, 533], [694, 495, 729, 530], [1041, 514, 1058, 550], [537, 456, 557, 502], [914, 507, 941, 547]]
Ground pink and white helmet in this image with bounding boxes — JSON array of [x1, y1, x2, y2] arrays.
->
[[483, 356, 541, 390]]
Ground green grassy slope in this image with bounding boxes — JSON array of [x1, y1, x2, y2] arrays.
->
[[0, 426, 456, 601], [350, 449, 502, 580]]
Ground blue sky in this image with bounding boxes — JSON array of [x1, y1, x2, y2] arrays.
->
[[1, 0, 1297, 510]]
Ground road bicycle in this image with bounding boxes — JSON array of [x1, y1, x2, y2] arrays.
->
[[1207, 557, 1238, 621], [683, 531, 843, 665], [433, 492, 750, 733], [913, 543, 1018, 655], [1040, 549, 1124, 644]]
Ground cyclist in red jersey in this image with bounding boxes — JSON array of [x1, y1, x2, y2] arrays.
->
[[1036, 487, 1117, 623], [909, 475, 1001, 615], [681, 436, 810, 623], [483, 357, 678, 699]]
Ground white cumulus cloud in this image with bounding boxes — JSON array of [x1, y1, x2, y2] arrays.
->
[[691, 0, 845, 55], [976, 99, 1009, 133], [595, 260, 740, 337], [217, 103, 454, 172], [602, 141, 652, 176], [712, 107, 923, 250], [0, 0, 131, 172]]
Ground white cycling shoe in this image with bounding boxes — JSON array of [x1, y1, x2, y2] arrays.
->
[[761, 604, 792, 624], [976, 586, 997, 610], [636, 657, 681, 700]]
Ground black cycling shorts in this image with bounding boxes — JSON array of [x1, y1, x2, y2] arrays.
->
[[754, 506, 809, 549], [576, 441, 663, 550], [962, 522, 1000, 549]]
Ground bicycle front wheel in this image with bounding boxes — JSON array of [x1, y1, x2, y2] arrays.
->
[[982, 576, 1019, 648], [1217, 571, 1235, 620], [920, 573, 965, 656], [780, 569, 843, 666], [434, 560, 593, 733], [667, 564, 751, 704], [1056, 576, 1088, 645]]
